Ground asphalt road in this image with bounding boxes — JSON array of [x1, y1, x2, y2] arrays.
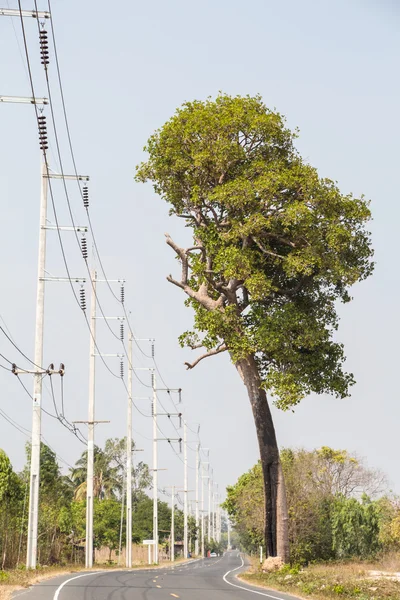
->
[[14, 552, 301, 600]]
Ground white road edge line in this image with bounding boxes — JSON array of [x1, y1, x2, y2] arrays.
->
[[222, 555, 288, 600], [52, 557, 204, 600], [54, 571, 103, 600]]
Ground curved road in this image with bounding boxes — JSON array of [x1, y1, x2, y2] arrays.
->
[[14, 552, 301, 600]]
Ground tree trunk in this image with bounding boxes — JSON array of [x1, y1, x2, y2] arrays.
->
[[234, 353, 289, 562]]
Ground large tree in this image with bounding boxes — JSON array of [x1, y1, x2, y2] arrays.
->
[[136, 94, 373, 560]]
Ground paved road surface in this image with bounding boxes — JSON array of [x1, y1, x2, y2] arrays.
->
[[14, 551, 301, 600]]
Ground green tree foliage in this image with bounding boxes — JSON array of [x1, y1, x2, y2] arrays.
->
[[332, 495, 380, 558], [0, 450, 23, 569], [0, 437, 159, 569], [224, 447, 386, 564], [93, 499, 122, 560], [136, 93, 373, 409], [224, 462, 264, 551], [70, 437, 150, 502]]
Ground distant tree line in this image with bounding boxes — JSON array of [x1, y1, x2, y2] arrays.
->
[[0, 438, 205, 569], [223, 447, 399, 564]]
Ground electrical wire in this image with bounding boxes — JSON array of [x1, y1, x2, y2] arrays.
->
[[39, 4, 181, 404], [16, 0, 123, 384], [18, 0, 209, 480], [0, 324, 43, 370], [0, 406, 74, 469], [16, 373, 86, 445], [46, 0, 123, 307]]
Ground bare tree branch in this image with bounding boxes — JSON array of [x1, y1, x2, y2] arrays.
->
[[165, 233, 225, 311], [252, 237, 286, 260], [184, 344, 228, 370]]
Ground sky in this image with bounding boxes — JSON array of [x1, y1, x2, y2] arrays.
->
[[0, 0, 399, 509]]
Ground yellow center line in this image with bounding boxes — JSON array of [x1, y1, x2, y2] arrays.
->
[[156, 584, 162, 588], [153, 580, 157, 583], [170, 595, 179, 598]]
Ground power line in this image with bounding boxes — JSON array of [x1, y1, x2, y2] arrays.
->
[[46, 0, 122, 307], [16, 0, 123, 384], [0, 324, 43, 370]]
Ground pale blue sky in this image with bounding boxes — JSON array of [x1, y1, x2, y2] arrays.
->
[[0, 0, 399, 500]]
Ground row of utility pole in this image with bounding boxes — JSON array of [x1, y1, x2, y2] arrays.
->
[[1, 6, 223, 571]]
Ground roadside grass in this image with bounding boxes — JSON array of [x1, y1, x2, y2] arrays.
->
[[240, 554, 400, 600]]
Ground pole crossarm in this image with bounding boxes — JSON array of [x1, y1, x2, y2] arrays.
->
[[0, 8, 50, 18], [72, 420, 110, 425], [44, 225, 88, 232], [94, 316, 125, 320], [158, 412, 182, 417], [93, 353, 124, 357], [40, 277, 86, 282], [0, 95, 48, 104], [12, 365, 65, 376], [96, 279, 125, 283], [45, 173, 89, 181]]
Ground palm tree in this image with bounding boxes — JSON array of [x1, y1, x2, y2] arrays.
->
[[70, 446, 122, 501]]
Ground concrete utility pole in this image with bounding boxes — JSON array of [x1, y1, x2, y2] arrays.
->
[[126, 332, 133, 567], [26, 159, 48, 569], [183, 420, 188, 559], [0, 13, 49, 573], [170, 485, 175, 562], [152, 371, 158, 564], [201, 463, 205, 557], [212, 482, 216, 540], [195, 443, 199, 556], [85, 286, 123, 568], [208, 468, 212, 543], [86, 268, 97, 568]]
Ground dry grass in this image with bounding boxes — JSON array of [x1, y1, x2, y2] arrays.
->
[[240, 554, 400, 600]]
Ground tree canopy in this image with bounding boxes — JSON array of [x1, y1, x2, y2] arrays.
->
[[136, 93, 374, 409]]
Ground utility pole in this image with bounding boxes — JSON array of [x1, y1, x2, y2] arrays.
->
[[201, 463, 205, 557], [212, 482, 215, 540], [195, 442, 199, 556], [126, 332, 133, 567], [171, 485, 175, 562], [208, 468, 212, 543], [26, 158, 48, 569], [200, 459, 209, 557], [183, 420, 188, 559], [86, 269, 96, 568], [23, 159, 84, 569], [86, 281, 123, 567], [152, 371, 158, 564]]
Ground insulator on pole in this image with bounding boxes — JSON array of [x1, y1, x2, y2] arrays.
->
[[37, 114, 48, 151], [178, 388, 182, 403], [151, 372, 155, 389], [120, 322, 124, 340], [39, 29, 49, 67], [151, 342, 155, 358], [82, 185, 89, 208], [179, 439, 182, 454], [79, 287, 86, 311], [151, 400, 154, 417], [120, 285, 125, 304], [179, 413, 182, 429], [120, 359, 124, 379], [81, 236, 88, 260]]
